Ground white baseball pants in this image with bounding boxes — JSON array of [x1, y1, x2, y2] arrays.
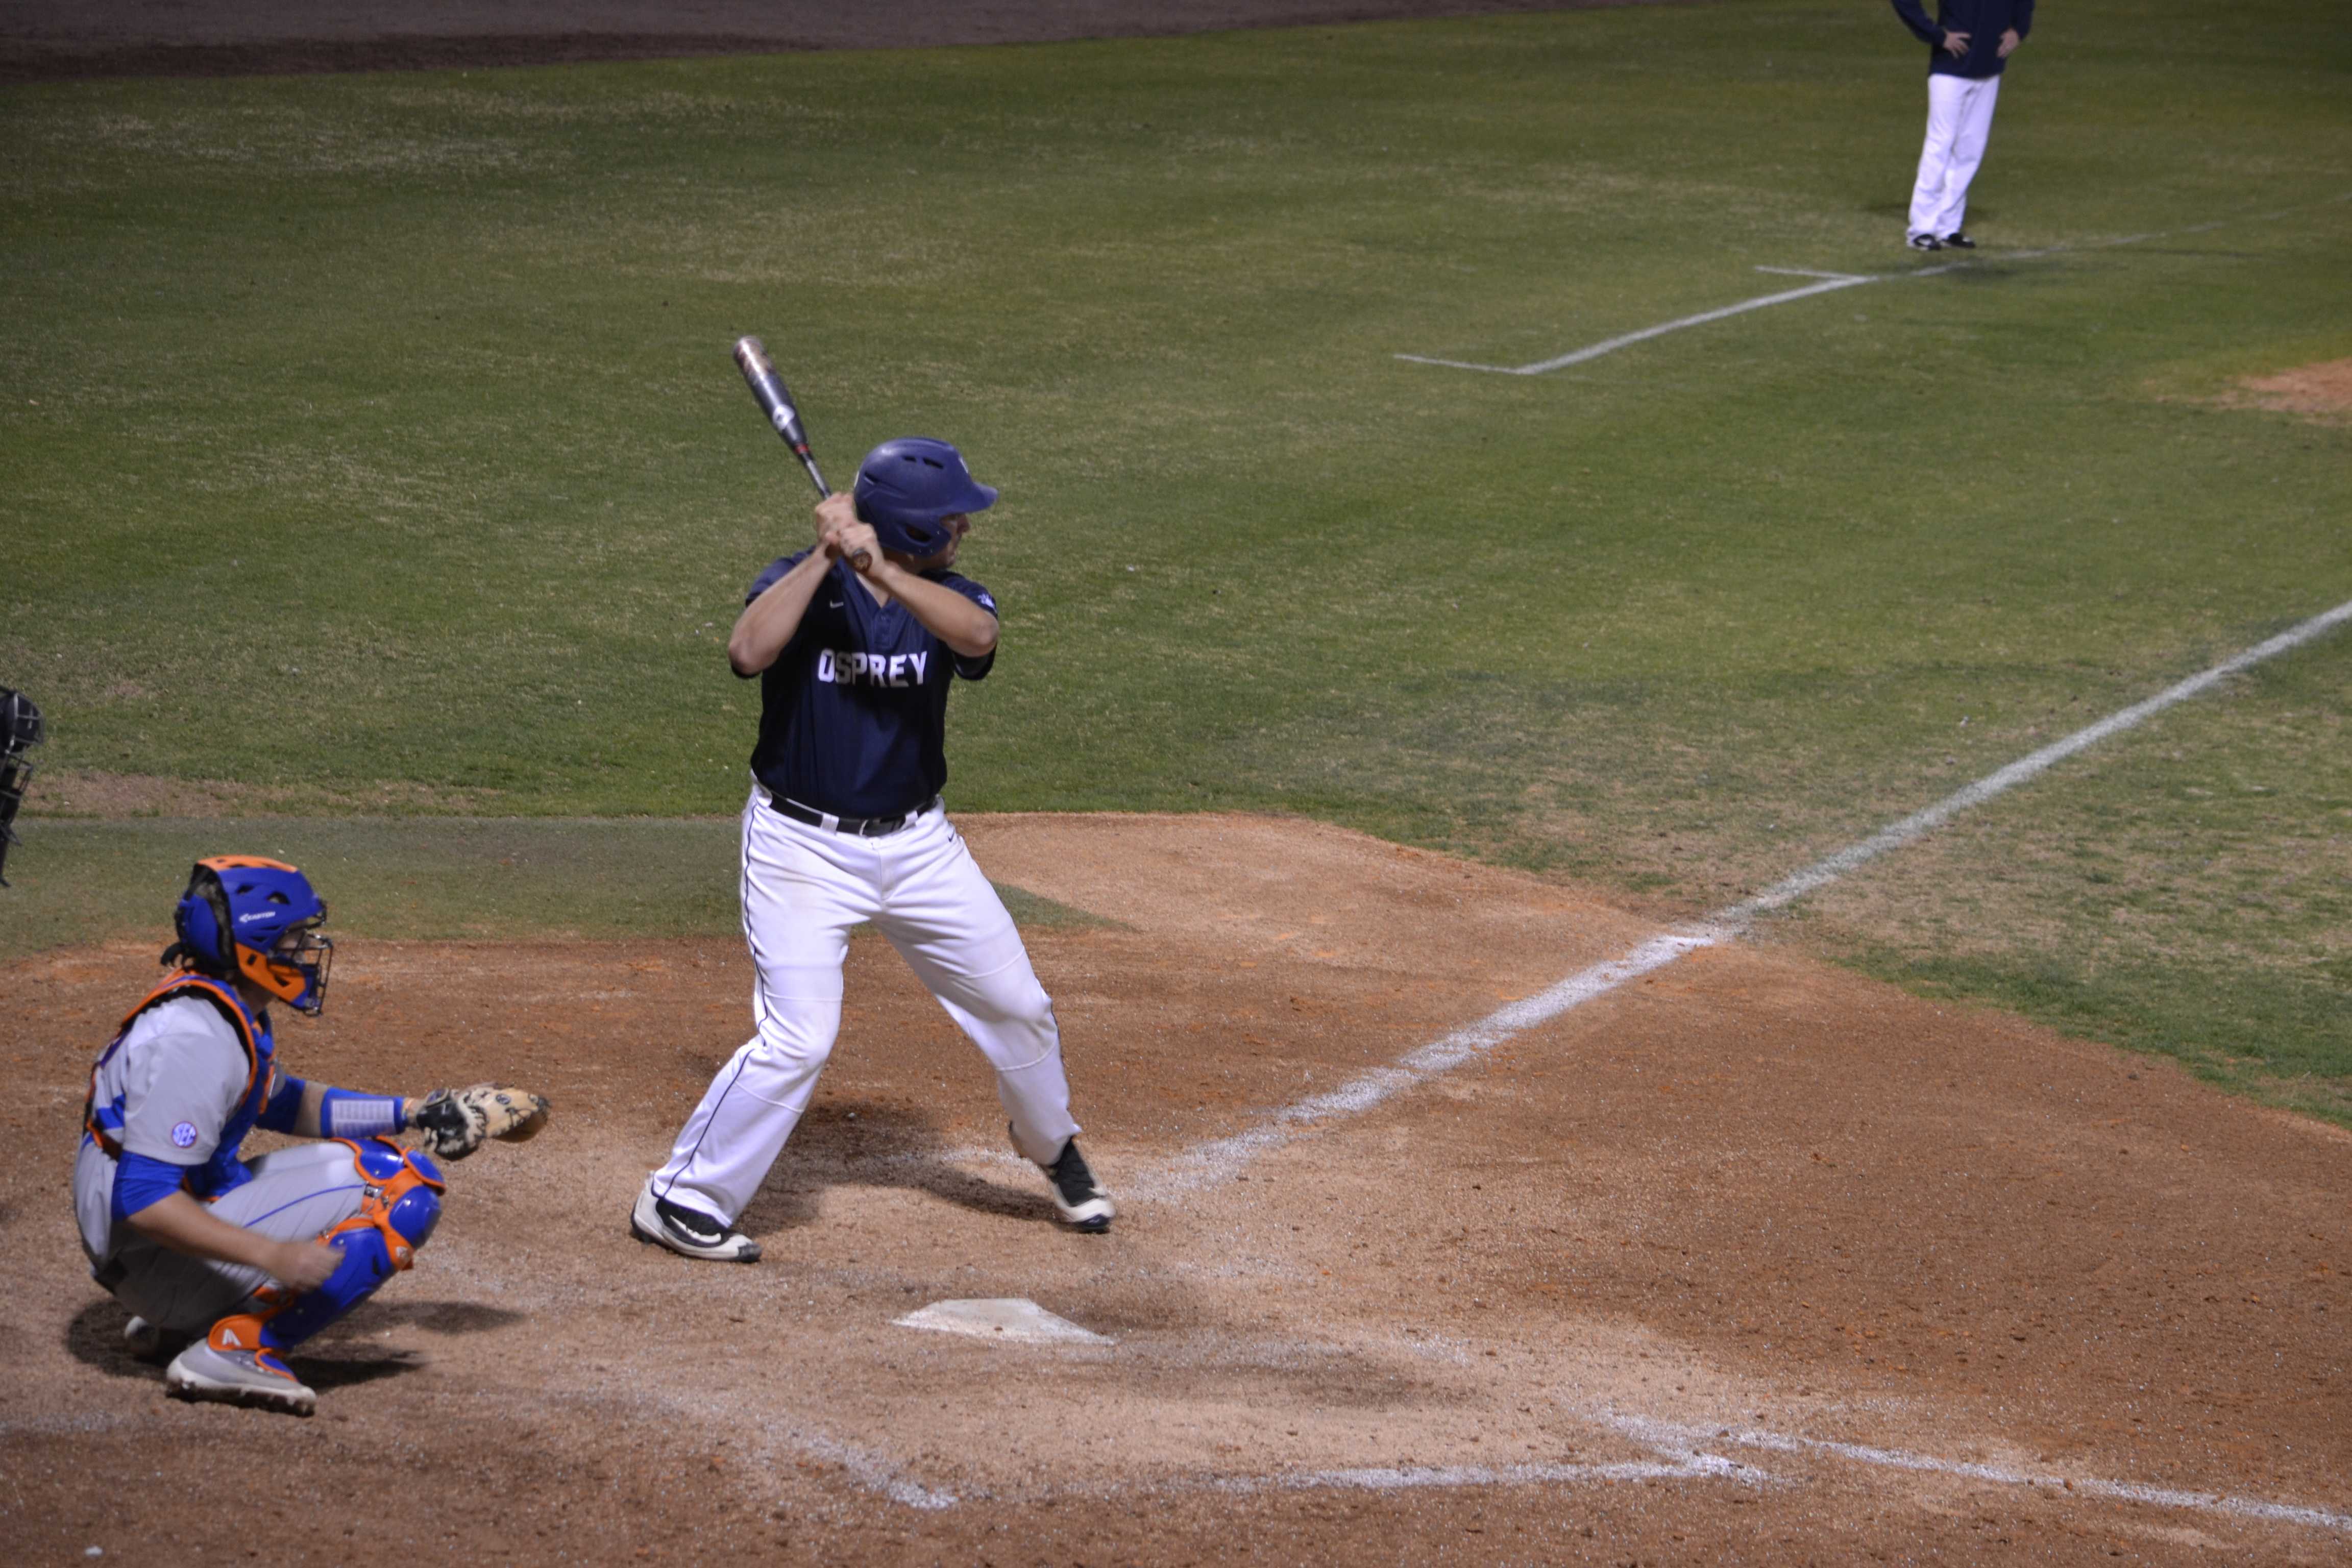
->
[[1908, 72, 2002, 241], [650, 788, 1081, 1225]]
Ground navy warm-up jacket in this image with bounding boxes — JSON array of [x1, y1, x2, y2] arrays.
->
[[1889, 0, 2035, 79]]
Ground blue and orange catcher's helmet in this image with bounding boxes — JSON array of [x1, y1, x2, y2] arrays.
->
[[166, 856, 334, 1014]]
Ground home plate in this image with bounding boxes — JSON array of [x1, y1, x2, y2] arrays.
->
[[892, 1297, 1113, 1345]]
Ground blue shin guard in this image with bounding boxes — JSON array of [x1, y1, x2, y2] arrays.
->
[[220, 1138, 445, 1358]]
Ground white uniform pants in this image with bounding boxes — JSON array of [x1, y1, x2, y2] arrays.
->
[[1908, 72, 2002, 241], [650, 790, 1080, 1225], [76, 1140, 368, 1333]]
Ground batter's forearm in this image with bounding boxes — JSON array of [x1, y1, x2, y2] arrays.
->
[[874, 568, 999, 658], [729, 553, 832, 676]]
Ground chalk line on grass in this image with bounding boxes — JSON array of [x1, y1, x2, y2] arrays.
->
[[1725, 594, 2352, 921], [1131, 591, 2352, 1198], [1398, 191, 2352, 375], [1395, 273, 1874, 375]]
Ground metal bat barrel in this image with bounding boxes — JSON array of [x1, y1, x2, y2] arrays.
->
[[732, 335, 829, 497]]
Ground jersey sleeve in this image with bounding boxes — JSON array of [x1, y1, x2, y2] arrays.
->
[[940, 573, 999, 681], [116, 1006, 251, 1167], [1887, 0, 1943, 46], [744, 551, 811, 607]]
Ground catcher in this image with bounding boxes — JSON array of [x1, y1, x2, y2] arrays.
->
[[74, 856, 550, 1415]]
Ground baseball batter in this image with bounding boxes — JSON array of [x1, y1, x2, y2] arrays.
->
[[76, 856, 549, 1415], [632, 437, 1112, 1262]]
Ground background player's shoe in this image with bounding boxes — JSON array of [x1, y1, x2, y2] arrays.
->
[[1907, 233, 1943, 251], [1040, 1137, 1114, 1232], [165, 1340, 316, 1415], [123, 1315, 191, 1361], [631, 1180, 762, 1262], [1940, 231, 1976, 249]]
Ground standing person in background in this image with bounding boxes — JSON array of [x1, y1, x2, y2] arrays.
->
[[1890, 0, 2033, 251], [0, 687, 43, 887]]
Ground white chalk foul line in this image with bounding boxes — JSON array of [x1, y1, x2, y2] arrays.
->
[[1133, 591, 2352, 1199], [566, 1373, 963, 1511], [1222, 1453, 1746, 1494], [1726, 594, 2352, 921], [1395, 274, 1874, 375], [1167, 1419, 2351, 1533], [1397, 191, 2352, 375], [1604, 1413, 2352, 1535]]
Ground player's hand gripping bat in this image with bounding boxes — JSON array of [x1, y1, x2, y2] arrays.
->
[[731, 336, 869, 569]]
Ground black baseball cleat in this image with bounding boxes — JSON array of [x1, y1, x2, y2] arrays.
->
[[631, 1180, 761, 1262], [1040, 1137, 1115, 1232], [1940, 231, 1976, 249], [1906, 233, 1943, 252], [124, 1315, 192, 1362]]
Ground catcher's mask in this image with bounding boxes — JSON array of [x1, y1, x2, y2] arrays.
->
[[0, 687, 43, 888], [164, 856, 334, 1015], [851, 437, 997, 558]]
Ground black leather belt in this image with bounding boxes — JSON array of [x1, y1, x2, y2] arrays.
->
[[771, 794, 938, 837]]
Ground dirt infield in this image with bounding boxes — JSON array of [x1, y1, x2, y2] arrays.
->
[[6, 815, 2346, 1564], [2222, 359, 2352, 427]]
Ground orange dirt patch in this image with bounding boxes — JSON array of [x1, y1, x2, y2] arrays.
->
[[4, 814, 2347, 1564], [2218, 357, 2352, 425]]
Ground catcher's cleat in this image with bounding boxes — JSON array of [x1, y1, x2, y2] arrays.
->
[[1940, 231, 1976, 249], [1040, 1138, 1114, 1233], [164, 1339, 316, 1416], [631, 1180, 761, 1263], [1907, 233, 1944, 251]]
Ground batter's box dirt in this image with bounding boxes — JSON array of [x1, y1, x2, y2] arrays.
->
[[4, 815, 2346, 1564]]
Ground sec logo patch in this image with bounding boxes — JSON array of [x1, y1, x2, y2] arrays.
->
[[170, 1121, 198, 1148]]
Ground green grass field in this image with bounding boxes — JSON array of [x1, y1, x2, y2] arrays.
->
[[4, 0, 2347, 1117]]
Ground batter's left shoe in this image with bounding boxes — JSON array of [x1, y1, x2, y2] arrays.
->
[[1940, 231, 1977, 249], [631, 1180, 763, 1263], [1039, 1137, 1115, 1233]]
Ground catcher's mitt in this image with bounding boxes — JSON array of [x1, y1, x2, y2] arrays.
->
[[412, 1084, 550, 1160]]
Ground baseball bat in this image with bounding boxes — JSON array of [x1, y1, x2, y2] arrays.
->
[[730, 335, 869, 570]]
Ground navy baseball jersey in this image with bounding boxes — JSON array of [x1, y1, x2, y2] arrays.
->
[[1890, 0, 2033, 78], [742, 552, 997, 818]]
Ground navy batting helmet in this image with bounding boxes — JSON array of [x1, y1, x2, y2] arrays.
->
[[851, 437, 997, 557]]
